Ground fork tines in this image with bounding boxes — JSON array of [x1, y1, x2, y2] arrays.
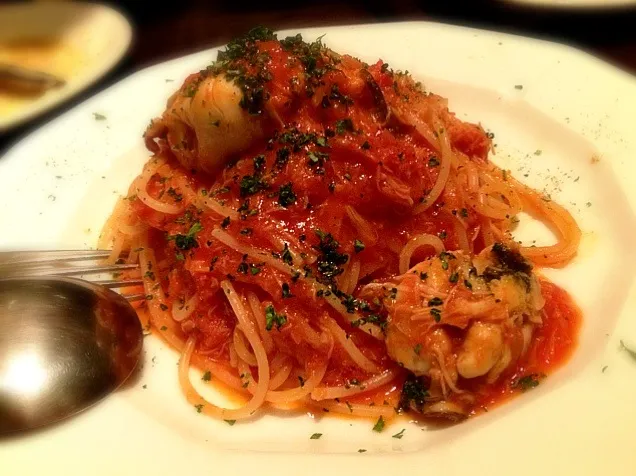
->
[[0, 250, 141, 298]]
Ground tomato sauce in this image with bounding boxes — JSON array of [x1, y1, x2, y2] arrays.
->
[[467, 280, 582, 413], [124, 30, 582, 421]]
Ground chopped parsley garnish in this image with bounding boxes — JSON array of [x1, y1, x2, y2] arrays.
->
[[278, 182, 297, 207], [221, 216, 231, 229], [439, 251, 455, 270], [353, 239, 365, 253], [392, 429, 406, 439], [239, 174, 268, 197], [264, 305, 287, 331], [298, 375, 305, 387], [237, 262, 248, 274], [515, 84, 523, 90], [361, 141, 371, 150], [250, 265, 261, 275], [280, 33, 333, 96], [430, 308, 441, 322], [351, 314, 387, 331], [206, 27, 277, 115], [278, 128, 322, 151], [237, 200, 250, 213], [160, 304, 169, 311], [169, 221, 203, 251], [464, 279, 473, 289], [240, 227, 253, 235], [512, 373, 544, 391], [372, 416, 385, 432], [449, 272, 459, 283], [428, 156, 440, 167], [315, 136, 328, 147], [93, 112, 106, 121], [202, 371, 212, 382], [310, 433, 322, 440], [167, 187, 183, 202], [419, 272, 428, 280], [281, 283, 294, 298], [183, 83, 198, 97], [335, 118, 355, 135], [460, 208, 469, 218], [194, 404, 204, 413], [275, 147, 290, 169], [399, 375, 429, 412], [280, 243, 293, 265], [209, 256, 219, 271], [428, 297, 443, 307], [160, 325, 168, 331], [329, 84, 354, 106], [224, 419, 236, 426], [253, 154, 266, 173], [307, 150, 329, 174], [358, 449, 367, 453], [313, 229, 349, 285], [413, 343, 422, 355]]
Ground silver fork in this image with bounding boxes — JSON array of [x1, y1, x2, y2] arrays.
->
[[0, 250, 145, 301]]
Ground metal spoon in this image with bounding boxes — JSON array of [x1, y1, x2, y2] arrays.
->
[[0, 277, 142, 434]]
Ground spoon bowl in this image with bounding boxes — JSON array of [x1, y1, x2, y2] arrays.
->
[[0, 277, 142, 434]]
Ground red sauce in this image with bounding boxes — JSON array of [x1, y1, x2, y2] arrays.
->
[[128, 32, 582, 421], [468, 280, 582, 413]]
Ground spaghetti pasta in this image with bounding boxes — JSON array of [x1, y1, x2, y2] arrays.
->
[[103, 28, 582, 424]]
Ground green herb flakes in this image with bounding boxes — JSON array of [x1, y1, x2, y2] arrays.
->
[[372, 416, 385, 432], [265, 305, 287, 331]]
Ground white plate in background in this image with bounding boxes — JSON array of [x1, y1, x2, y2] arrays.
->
[[0, 2, 132, 132], [1, 21, 636, 476]]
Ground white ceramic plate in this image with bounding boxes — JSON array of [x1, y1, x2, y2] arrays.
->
[[0, 2, 132, 132], [1, 22, 636, 476], [500, 0, 636, 8]]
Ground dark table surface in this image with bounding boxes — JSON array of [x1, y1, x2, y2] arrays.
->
[[2, 0, 635, 153]]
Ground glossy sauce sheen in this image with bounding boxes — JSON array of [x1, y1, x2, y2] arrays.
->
[[129, 33, 581, 419]]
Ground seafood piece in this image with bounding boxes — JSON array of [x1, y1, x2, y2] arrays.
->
[[145, 74, 266, 175], [362, 243, 544, 418]]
